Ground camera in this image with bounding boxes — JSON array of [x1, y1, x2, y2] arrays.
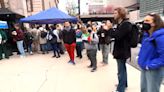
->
[[135, 21, 151, 31], [135, 21, 144, 30]]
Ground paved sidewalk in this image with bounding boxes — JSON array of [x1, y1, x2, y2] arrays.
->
[[0, 51, 163, 92]]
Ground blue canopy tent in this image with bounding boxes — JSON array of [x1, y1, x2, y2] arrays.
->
[[0, 21, 8, 29], [20, 7, 78, 24]]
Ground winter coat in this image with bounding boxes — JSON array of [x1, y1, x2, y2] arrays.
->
[[138, 28, 164, 70]]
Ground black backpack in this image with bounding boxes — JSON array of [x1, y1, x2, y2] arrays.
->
[[41, 31, 47, 38], [129, 23, 140, 48], [120, 21, 140, 48]]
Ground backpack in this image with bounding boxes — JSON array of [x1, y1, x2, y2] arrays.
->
[[48, 31, 57, 44], [129, 23, 140, 48], [40, 31, 47, 38]]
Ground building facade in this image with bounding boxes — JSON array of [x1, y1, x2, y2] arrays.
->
[[0, 0, 59, 17], [140, 0, 164, 17], [88, 0, 137, 15]]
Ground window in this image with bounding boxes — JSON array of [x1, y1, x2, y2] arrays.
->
[[0, 0, 5, 8], [26, 0, 33, 12]]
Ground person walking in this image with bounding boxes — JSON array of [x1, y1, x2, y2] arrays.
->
[[61, 21, 76, 65]]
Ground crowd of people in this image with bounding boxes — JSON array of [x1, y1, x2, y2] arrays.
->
[[0, 7, 164, 92]]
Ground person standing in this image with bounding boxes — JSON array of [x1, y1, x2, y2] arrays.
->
[[55, 24, 65, 55], [138, 13, 164, 92], [24, 28, 33, 55], [85, 25, 99, 72], [0, 29, 9, 60], [47, 25, 60, 58], [97, 21, 112, 65], [62, 21, 76, 65], [39, 27, 48, 54], [108, 7, 132, 92], [76, 23, 83, 59], [12, 24, 26, 58], [31, 26, 40, 54]]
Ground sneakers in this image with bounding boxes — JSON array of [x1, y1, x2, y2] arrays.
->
[[56, 55, 60, 58], [79, 56, 82, 59], [68, 60, 76, 65], [68, 60, 72, 63], [87, 65, 93, 68], [30, 51, 33, 55], [72, 61, 76, 65], [91, 68, 97, 72], [20, 55, 25, 58]]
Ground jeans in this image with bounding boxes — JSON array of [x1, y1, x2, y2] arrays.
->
[[76, 43, 83, 57], [27, 43, 32, 53], [51, 43, 60, 56], [57, 42, 64, 54], [16, 40, 25, 56], [141, 67, 164, 92], [41, 43, 48, 53], [100, 44, 110, 64], [116, 59, 127, 92], [87, 49, 97, 68]]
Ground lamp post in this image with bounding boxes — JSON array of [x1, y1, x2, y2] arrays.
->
[[78, 0, 80, 18]]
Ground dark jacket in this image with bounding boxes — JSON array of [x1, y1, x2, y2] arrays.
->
[[138, 28, 164, 70], [0, 30, 7, 44], [109, 20, 132, 59], [62, 28, 76, 44], [13, 29, 24, 42], [24, 32, 33, 45], [97, 28, 111, 45]]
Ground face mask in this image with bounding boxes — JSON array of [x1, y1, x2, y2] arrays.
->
[[65, 26, 71, 31], [141, 23, 151, 31], [88, 29, 92, 33]]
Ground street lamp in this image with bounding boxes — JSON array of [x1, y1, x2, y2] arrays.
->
[[78, 0, 80, 17]]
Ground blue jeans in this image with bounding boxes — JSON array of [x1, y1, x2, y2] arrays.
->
[[16, 40, 25, 56], [76, 43, 83, 57], [41, 44, 48, 53], [51, 43, 60, 56], [141, 67, 164, 92], [27, 43, 32, 53], [116, 59, 127, 92]]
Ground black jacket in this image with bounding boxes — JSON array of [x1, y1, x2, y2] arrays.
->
[[109, 20, 132, 59], [97, 28, 111, 45], [62, 28, 76, 44]]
